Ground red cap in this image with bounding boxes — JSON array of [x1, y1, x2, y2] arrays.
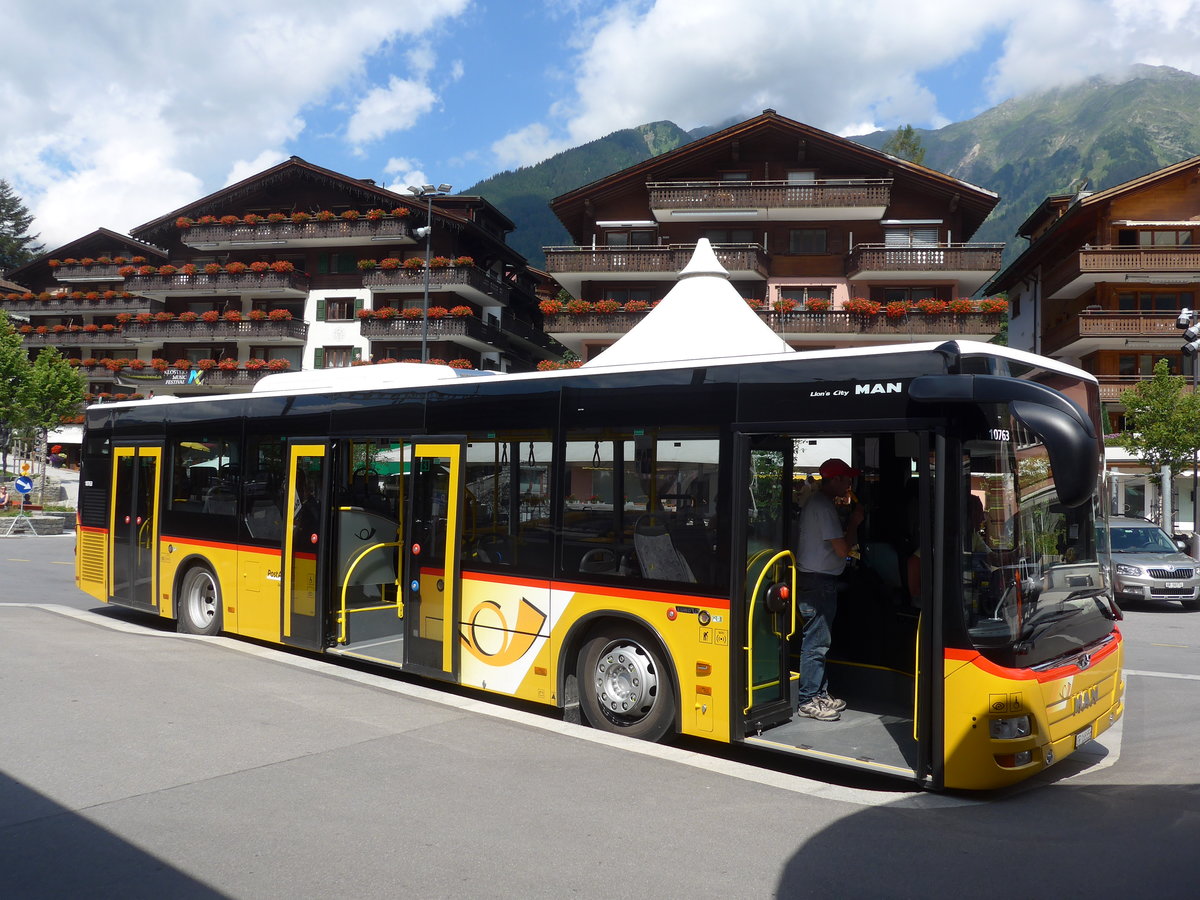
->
[[818, 458, 860, 478]]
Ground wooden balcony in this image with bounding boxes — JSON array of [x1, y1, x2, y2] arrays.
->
[[181, 217, 415, 250], [124, 271, 310, 298], [360, 315, 504, 354], [543, 243, 769, 297], [121, 319, 308, 343], [1042, 310, 1185, 357], [363, 265, 510, 306], [19, 330, 133, 348], [544, 309, 1002, 354], [1043, 246, 1200, 299], [1098, 375, 1196, 402], [647, 179, 890, 222], [2, 295, 158, 315], [52, 264, 127, 283], [847, 243, 1003, 295]]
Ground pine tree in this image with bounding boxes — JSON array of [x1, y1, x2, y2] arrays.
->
[[881, 125, 926, 165], [0, 179, 43, 274]]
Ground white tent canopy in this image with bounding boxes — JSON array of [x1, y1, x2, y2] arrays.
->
[[581, 238, 793, 368]]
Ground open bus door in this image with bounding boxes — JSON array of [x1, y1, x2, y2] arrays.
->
[[282, 442, 328, 650], [402, 439, 465, 680], [109, 445, 162, 611]]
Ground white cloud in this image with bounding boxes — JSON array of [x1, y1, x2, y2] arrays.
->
[[0, 0, 470, 249], [225, 152, 290, 188], [346, 76, 439, 146], [491, 123, 573, 169], [383, 157, 428, 192]]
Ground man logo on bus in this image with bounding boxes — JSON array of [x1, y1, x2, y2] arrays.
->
[[855, 382, 902, 395]]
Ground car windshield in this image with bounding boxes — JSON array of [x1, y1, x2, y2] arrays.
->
[[1110, 525, 1177, 554]]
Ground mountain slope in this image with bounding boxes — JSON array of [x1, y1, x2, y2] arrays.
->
[[468, 65, 1200, 271]]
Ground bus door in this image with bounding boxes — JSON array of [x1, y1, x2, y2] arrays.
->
[[282, 443, 329, 650], [735, 434, 797, 733], [109, 445, 162, 611], [402, 439, 465, 680]]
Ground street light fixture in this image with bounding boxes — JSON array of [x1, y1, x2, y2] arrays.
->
[[1179, 307, 1200, 556], [406, 183, 454, 363]]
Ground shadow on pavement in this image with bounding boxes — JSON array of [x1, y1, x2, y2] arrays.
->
[[0, 771, 228, 898]]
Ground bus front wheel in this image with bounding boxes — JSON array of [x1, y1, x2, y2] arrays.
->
[[577, 626, 675, 742], [177, 565, 222, 636]]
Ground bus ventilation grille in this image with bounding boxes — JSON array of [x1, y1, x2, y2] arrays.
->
[[78, 531, 107, 584]]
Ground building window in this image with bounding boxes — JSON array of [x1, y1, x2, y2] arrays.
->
[[779, 287, 832, 303], [316, 252, 359, 274], [884, 227, 939, 247], [702, 228, 755, 244], [1116, 291, 1193, 312], [1118, 229, 1194, 247], [786, 170, 817, 183], [325, 297, 355, 321], [1118, 353, 1178, 376], [321, 346, 355, 368], [604, 230, 656, 246], [597, 288, 656, 304], [789, 229, 827, 253], [883, 287, 937, 303]]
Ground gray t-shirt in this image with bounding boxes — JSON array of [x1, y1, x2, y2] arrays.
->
[[797, 490, 846, 576]]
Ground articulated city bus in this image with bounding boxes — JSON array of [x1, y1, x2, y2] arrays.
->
[[76, 340, 1124, 790]]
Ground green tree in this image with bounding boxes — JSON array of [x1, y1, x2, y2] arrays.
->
[[0, 179, 43, 274], [0, 311, 31, 476], [1116, 359, 1200, 498], [20, 348, 85, 503], [881, 124, 926, 165]]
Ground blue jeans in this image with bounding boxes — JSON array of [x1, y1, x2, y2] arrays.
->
[[796, 572, 838, 704]]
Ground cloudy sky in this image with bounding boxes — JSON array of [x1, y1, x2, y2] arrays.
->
[[6, 0, 1200, 251]]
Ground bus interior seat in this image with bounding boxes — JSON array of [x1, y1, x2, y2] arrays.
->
[[633, 515, 695, 583], [579, 547, 619, 574]]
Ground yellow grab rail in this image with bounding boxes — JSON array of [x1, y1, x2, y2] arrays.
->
[[337, 541, 403, 644], [743, 549, 797, 714]]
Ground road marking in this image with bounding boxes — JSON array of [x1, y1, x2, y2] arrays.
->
[[6, 558, 32, 562], [14, 604, 1119, 807], [50, 561, 72, 566], [1125, 668, 1200, 681], [1149, 642, 1189, 648]]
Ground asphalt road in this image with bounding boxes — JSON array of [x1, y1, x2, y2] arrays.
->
[[2, 533, 1198, 898]]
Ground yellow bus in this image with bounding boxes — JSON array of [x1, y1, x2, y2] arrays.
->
[[76, 340, 1124, 790]]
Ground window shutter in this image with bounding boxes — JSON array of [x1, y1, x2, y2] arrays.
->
[[353, 347, 362, 362], [354, 298, 364, 315], [317, 254, 329, 275], [316, 299, 326, 321], [314, 348, 325, 369]]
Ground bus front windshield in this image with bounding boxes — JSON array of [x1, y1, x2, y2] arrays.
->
[[961, 415, 1116, 668]]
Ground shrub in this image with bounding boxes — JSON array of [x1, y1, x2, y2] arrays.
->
[[270, 260, 294, 273], [374, 307, 398, 319], [401, 257, 424, 270], [625, 299, 650, 312], [357, 259, 378, 270], [204, 262, 222, 274], [223, 310, 242, 322], [365, 208, 385, 221], [248, 308, 268, 321], [173, 359, 192, 370], [594, 299, 620, 314], [194, 358, 217, 370], [267, 212, 287, 223], [427, 306, 449, 318], [390, 207, 410, 217], [245, 358, 267, 370], [844, 298, 881, 316], [449, 305, 473, 317], [805, 297, 831, 312], [180, 263, 197, 275], [340, 209, 360, 220], [249, 261, 269, 273], [154, 311, 174, 322], [401, 307, 423, 319], [81, 357, 98, 367], [151, 358, 169, 371], [137, 266, 155, 276], [566, 299, 591, 315], [267, 308, 293, 321], [448, 359, 473, 369], [197, 216, 217, 226], [948, 298, 976, 314], [539, 298, 564, 315], [979, 297, 1008, 314], [224, 261, 247, 275], [115, 313, 132, 324], [773, 298, 799, 314], [429, 256, 452, 268], [218, 358, 239, 370], [267, 358, 291, 370], [380, 257, 401, 270], [178, 311, 199, 322], [175, 217, 193, 229], [200, 310, 220, 323], [744, 298, 764, 311], [915, 298, 948, 315], [219, 215, 240, 226], [291, 211, 311, 224], [243, 213, 261, 225], [884, 301, 910, 318], [134, 313, 152, 325], [315, 210, 335, 221], [454, 256, 474, 267]]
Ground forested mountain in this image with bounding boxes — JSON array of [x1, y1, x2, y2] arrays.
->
[[466, 65, 1200, 270]]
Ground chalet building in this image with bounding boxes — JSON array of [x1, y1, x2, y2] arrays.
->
[[541, 109, 1005, 360], [988, 157, 1200, 530], [3, 158, 556, 399]]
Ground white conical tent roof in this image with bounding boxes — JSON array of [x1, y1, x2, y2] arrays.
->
[[581, 238, 793, 368]]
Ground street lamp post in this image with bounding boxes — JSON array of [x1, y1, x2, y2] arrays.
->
[[407, 183, 453, 363], [1177, 307, 1200, 556]]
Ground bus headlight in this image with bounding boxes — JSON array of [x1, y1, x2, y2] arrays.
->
[[989, 715, 1031, 740], [1114, 564, 1143, 576]]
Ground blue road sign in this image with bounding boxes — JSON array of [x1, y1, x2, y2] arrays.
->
[[14, 476, 34, 495]]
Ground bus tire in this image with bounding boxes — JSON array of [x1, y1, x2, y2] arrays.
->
[[177, 565, 222, 636], [577, 625, 675, 742]]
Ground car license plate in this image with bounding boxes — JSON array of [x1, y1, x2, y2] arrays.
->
[[1165, 581, 1184, 588], [1075, 726, 1093, 749]]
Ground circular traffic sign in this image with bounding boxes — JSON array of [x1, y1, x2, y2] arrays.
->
[[14, 476, 34, 495]]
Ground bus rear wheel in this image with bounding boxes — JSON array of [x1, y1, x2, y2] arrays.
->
[[177, 565, 222, 636], [577, 626, 675, 742]]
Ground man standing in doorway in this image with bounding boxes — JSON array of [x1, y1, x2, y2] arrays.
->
[[795, 458, 864, 721]]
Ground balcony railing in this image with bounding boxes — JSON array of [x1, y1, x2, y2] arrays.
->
[[1044, 245, 1200, 299], [1098, 375, 1196, 402], [847, 243, 1004, 276], [647, 179, 891, 216], [363, 265, 510, 304], [124, 271, 310, 296], [52, 264, 127, 282], [1, 295, 157, 314], [1042, 310, 1185, 355], [181, 217, 414, 248], [18, 330, 133, 347], [359, 316, 502, 346], [500, 311, 559, 351], [121, 320, 308, 342], [545, 309, 1002, 338], [543, 243, 769, 278], [195, 369, 272, 387]]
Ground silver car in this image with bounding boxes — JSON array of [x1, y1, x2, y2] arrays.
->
[[1109, 517, 1200, 610]]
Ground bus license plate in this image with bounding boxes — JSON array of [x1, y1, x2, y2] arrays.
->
[[1075, 726, 1093, 749], [1165, 581, 1184, 588]]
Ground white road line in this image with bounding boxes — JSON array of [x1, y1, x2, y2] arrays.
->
[[14, 604, 1119, 808], [1125, 668, 1200, 681]]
